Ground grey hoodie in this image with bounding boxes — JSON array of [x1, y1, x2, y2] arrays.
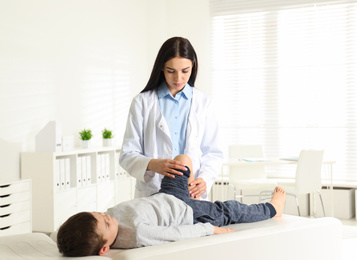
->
[[107, 193, 214, 249]]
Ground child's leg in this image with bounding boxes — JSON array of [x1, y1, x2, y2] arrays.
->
[[267, 186, 286, 217], [173, 155, 196, 199], [186, 187, 286, 226], [174, 154, 194, 184], [159, 155, 286, 226], [158, 155, 192, 201], [216, 187, 286, 224]]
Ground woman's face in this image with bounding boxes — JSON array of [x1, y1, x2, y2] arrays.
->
[[162, 57, 193, 96]]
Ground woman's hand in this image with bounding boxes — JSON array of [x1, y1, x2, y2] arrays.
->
[[147, 159, 187, 178], [213, 226, 234, 235], [188, 178, 206, 199]]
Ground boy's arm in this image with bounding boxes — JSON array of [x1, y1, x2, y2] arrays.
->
[[213, 226, 234, 234], [135, 222, 214, 247]]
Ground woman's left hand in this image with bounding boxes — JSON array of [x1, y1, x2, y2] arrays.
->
[[188, 178, 206, 199]]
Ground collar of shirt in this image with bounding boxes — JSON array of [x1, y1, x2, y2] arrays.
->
[[157, 82, 192, 101]]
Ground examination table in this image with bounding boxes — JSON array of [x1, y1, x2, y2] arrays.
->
[[0, 215, 342, 260]]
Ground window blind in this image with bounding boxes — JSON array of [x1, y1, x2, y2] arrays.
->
[[210, 0, 357, 180]]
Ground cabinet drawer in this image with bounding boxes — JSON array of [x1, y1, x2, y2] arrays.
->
[[0, 181, 30, 196], [0, 191, 30, 205], [0, 201, 31, 216], [0, 221, 31, 237], [0, 210, 31, 227]]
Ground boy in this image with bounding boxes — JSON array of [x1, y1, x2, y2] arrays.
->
[[57, 154, 286, 257]]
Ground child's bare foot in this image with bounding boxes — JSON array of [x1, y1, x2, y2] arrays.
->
[[269, 186, 286, 217]]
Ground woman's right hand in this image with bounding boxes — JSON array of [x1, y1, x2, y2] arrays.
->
[[147, 159, 187, 178]]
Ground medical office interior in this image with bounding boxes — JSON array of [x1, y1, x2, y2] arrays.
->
[[1, 0, 357, 259]]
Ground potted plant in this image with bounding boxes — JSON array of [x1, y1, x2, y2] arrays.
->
[[79, 128, 92, 148], [102, 128, 114, 147]]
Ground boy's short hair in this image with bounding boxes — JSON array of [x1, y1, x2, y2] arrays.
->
[[57, 212, 107, 256]]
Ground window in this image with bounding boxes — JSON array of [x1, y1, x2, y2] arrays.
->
[[211, 0, 357, 180]]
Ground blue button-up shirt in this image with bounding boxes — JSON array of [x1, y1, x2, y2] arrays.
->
[[158, 82, 193, 158]]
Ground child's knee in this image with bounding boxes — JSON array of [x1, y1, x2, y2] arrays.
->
[[177, 166, 191, 178], [174, 154, 192, 167], [174, 154, 194, 183]]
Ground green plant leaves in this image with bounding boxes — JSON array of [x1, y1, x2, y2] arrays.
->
[[102, 128, 113, 139], [79, 129, 92, 140]]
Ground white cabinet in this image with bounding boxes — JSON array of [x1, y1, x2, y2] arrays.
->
[[115, 169, 135, 204], [21, 147, 134, 233], [0, 179, 32, 236], [315, 187, 355, 219]]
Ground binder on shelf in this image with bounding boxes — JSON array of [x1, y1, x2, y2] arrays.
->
[[60, 159, 65, 190], [98, 154, 106, 183], [20, 147, 123, 233], [81, 156, 87, 186], [97, 154, 102, 183], [65, 158, 71, 189], [86, 155, 91, 185], [47, 151, 117, 187], [105, 153, 110, 181], [77, 157, 82, 187], [54, 159, 61, 191]]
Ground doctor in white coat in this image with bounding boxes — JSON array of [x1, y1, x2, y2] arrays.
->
[[120, 37, 223, 200]]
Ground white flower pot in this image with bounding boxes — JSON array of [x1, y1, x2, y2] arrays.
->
[[102, 138, 113, 147], [81, 140, 91, 149]]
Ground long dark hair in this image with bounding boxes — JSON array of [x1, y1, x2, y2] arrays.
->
[[141, 37, 198, 93]]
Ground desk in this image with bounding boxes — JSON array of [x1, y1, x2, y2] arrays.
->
[[216, 158, 335, 217]]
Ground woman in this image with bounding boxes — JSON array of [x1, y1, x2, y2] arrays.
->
[[119, 37, 223, 200]]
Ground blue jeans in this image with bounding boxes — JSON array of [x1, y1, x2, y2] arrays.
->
[[158, 167, 276, 227]]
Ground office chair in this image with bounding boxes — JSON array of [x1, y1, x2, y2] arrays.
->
[[228, 145, 278, 203], [260, 149, 325, 216]]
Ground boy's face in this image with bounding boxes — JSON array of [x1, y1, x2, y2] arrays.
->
[[91, 212, 119, 247]]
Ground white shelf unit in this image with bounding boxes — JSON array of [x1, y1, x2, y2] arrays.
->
[[0, 179, 32, 236], [21, 147, 134, 233]]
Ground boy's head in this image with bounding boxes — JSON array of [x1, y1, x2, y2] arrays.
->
[[57, 212, 118, 256]]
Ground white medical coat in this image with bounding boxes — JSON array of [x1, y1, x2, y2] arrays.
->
[[119, 87, 223, 200]]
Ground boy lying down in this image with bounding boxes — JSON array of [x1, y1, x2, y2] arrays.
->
[[57, 154, 286, 257]]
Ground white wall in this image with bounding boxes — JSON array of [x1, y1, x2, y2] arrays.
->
[[147, 0, 212, 94], [0, 0, 211, 182]]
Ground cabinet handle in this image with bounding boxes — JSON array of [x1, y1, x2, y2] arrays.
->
[[0, 194, 10, 198], [0, 214, 11, 218], [0, 226, 10, 230], [0, 185, 10, 188], [0, 204, 10, 208]]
